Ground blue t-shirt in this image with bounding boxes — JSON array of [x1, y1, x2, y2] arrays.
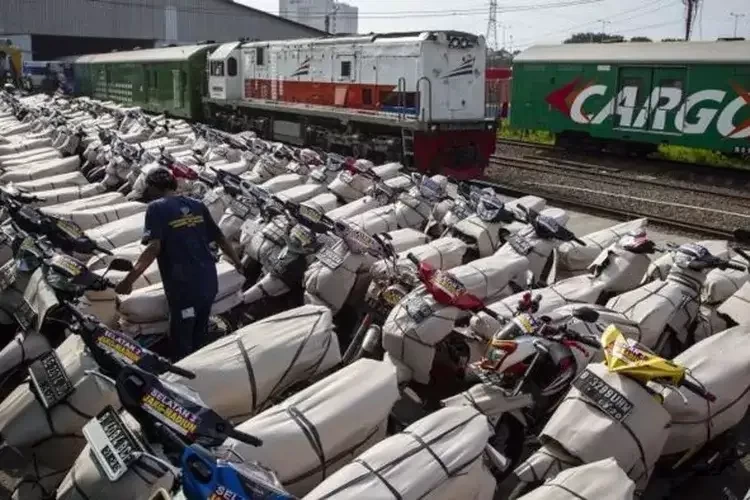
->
[[143, 195, 220, 303]]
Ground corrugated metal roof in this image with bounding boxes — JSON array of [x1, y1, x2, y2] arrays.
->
[[515, 41, 750, 64], [73, 44, 215, 64]]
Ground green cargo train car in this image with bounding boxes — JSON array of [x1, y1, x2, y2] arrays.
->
[[72, 44, 216, 119], [511, 41, 750, 156]]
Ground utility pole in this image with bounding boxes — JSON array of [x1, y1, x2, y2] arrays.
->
[[599, 19, 611, 33], [486, 0, 499, 51], [731, 12, 746, 38], [683, 0, 700, 40]]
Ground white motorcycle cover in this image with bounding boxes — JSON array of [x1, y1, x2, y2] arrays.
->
[[30, 182, 108, 206], [227, 359, 399, 496], [0, 136, 51, 155], [556, 218, 648, 272], [276, 182, 329, 205], [1, 149, 61, 167], [691, 304, 729, 343], [167, 305, 341, 422], [243, 216, 291, 270], [0, 336, 120, 471], [531, 362, 670, 491], [661, 325, 750, 454], [261, 172, 306, 193], [717, 282, 750, 326], [42, 192, 126, 215], [303, 238, 369, 313], [370, 237, 467, 279], [0, 156, 81, 182], [12, 171, 89, 192], [386, 228, 429, 253], [382, 254, 530, 384], [304, 407, 495, 500], [346, 205, 400, 233], [702, 258, 750, 305], [643, 240, 731, 282], [51, 201, 147, 230], [517, 458, 636, 500], [86, 211, 146, 250], [55, 412, 174, 500], [117, 261, 244, 323]]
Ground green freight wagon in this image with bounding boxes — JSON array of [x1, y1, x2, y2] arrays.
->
[[511, 41, 750, 156], [72, 44, 217, 119]]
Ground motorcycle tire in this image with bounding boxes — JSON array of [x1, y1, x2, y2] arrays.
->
[[489, 414, 525, 482]]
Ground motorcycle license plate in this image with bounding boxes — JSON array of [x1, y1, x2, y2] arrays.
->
[[406, 296, 432, 323], [299, 204, 323, 223], [14, 297, 37, 332], [317, 245, 344, 269], [0, 260, 16, 292], [83, 406, 144, 482], [573, 370, 634, 423], [28, 351, 74, 409], [452, 203, 470, 221], [203, 189, 220, 204], [229, 198, 252, 219], [507, 234, 533, 255]]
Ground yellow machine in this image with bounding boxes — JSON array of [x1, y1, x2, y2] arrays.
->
[[0, 41, 22, 85]]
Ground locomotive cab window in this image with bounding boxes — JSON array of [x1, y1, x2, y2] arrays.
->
[[227, 57, 238, 77], [340, 61, 351, 78], [210, 61, 224, 77]]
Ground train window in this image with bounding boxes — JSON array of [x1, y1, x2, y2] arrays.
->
[[659, 78, 683, 90], [227, 57, 238, 77], [210, 61, 224, 77], [620, 77, 647, 107], [362, 88, 372, 105], [340, 61, 351, 78], [379, 91, 418, 109], [256, 47, 265, 66]]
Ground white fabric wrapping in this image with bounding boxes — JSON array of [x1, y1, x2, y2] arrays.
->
[[702, 259, 750, 305], [261, 172, 306, 193], [50, 201, 146, 230], [661, 325, 750, 454], [304, 238, 369, 314], [382, 254, 530, 384], [1, 150, 61, 167], [166, 305, 341, 422], [42, 192, 126, 215], [0, 137, 51, 155], [536, 362, 670, 491], [643, 240, 732, 282], [0, 156, 81, 182], [718, 282, 750, 326], [30, 183, 109, 206], [227, 359, 399, 496], [304, 406, 494, 500], [327, 195, 382, 221], [12, 171, 89, 192], [346, 204, 400, 233], [386, 228, 429, 253], [86, 211, 145, 250], [691, 304, 729, 343], [276, 183, 329, 205], [0, 335, 120, 472], [370, 237, 467, 280], [244, 216, 290, 270], [556, 218, 648, 272], [518, 458, 636, 500], [117, 261, 245, 323]]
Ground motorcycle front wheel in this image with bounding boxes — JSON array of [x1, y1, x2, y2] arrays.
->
[[489, 414, 526, 482]]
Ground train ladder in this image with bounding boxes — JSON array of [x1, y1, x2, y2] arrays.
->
[[401, 128, 415, 165]]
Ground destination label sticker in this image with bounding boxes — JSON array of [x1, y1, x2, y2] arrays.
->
[[140, 387, 199, 437], [433, 272, 465, 298], [95, 329, 145, 366], [507, 234, 533, 255]]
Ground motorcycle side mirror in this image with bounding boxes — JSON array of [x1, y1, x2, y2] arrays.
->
[[573, 307, 600, 323], [733, 228, 750, 245], [108, 258, 134, 273]]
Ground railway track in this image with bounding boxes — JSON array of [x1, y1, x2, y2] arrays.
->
[[482, 155, 749, 239]]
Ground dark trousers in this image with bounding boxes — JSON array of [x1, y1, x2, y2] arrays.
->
[[167, 298, 213, 361]]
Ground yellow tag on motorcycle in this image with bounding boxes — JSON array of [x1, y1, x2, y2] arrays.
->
[[601, 325, 684, 385]]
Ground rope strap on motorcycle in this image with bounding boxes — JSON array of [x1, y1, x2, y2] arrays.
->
[[235, 337, 258, 414], [286, 405, 327, 478], [534, 483, 588, 500]]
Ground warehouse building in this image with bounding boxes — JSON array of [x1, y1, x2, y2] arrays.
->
[[0, 0, 324, 61]]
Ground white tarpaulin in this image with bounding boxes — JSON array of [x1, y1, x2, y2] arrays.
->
[[518, 458, 636, 500], [370, 237, 467, 280], [643, 240, 732, 282], [51, 201, 147, 230], [42, 192, 126, 215], [718, 282, 750, 326], [662, 325, 750, 454], [702, 260, 750, 305], [12, 171, 89, 192], [167, 305, 341, 422], [227, 359, 399, 496], [0, 156, 81, 182], [86, 211, 145, 250], [534, 362, 670, 491], [304, 406, 495, 500], [117, 261, 245, 324], [31, 183, 109, 206], [556, 218, 648, 272]]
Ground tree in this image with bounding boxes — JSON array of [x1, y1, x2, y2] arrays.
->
[[661, 38, 682, 42], [564, 32, 625, 44], [630, 36, 652, 42]]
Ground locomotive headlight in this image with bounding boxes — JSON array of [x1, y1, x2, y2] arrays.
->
[[460, 38, 469, 48], [449, 37, 460, 48]]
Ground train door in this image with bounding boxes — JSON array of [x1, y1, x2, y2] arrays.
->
[[650, 67, 686, 135], [615, 66, 652, 130], [172, 69, 184, 110], [334, 53, 356, 106]]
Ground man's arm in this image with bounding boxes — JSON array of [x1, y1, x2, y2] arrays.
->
[[115, 240, 161, 295]]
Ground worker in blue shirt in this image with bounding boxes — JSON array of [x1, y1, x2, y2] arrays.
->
[[115, 167, 243, 360]]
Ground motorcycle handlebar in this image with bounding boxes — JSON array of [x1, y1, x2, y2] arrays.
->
[[681, 379, 717, 403], [227, 428, 263, 447], [723, 262, 747, 272], [406, 253, 420, 266], [573, 237, 588, 247], [167, 364, 196, 380]]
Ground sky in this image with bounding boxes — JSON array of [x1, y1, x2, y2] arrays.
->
[[238, 0, 750, 51]]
